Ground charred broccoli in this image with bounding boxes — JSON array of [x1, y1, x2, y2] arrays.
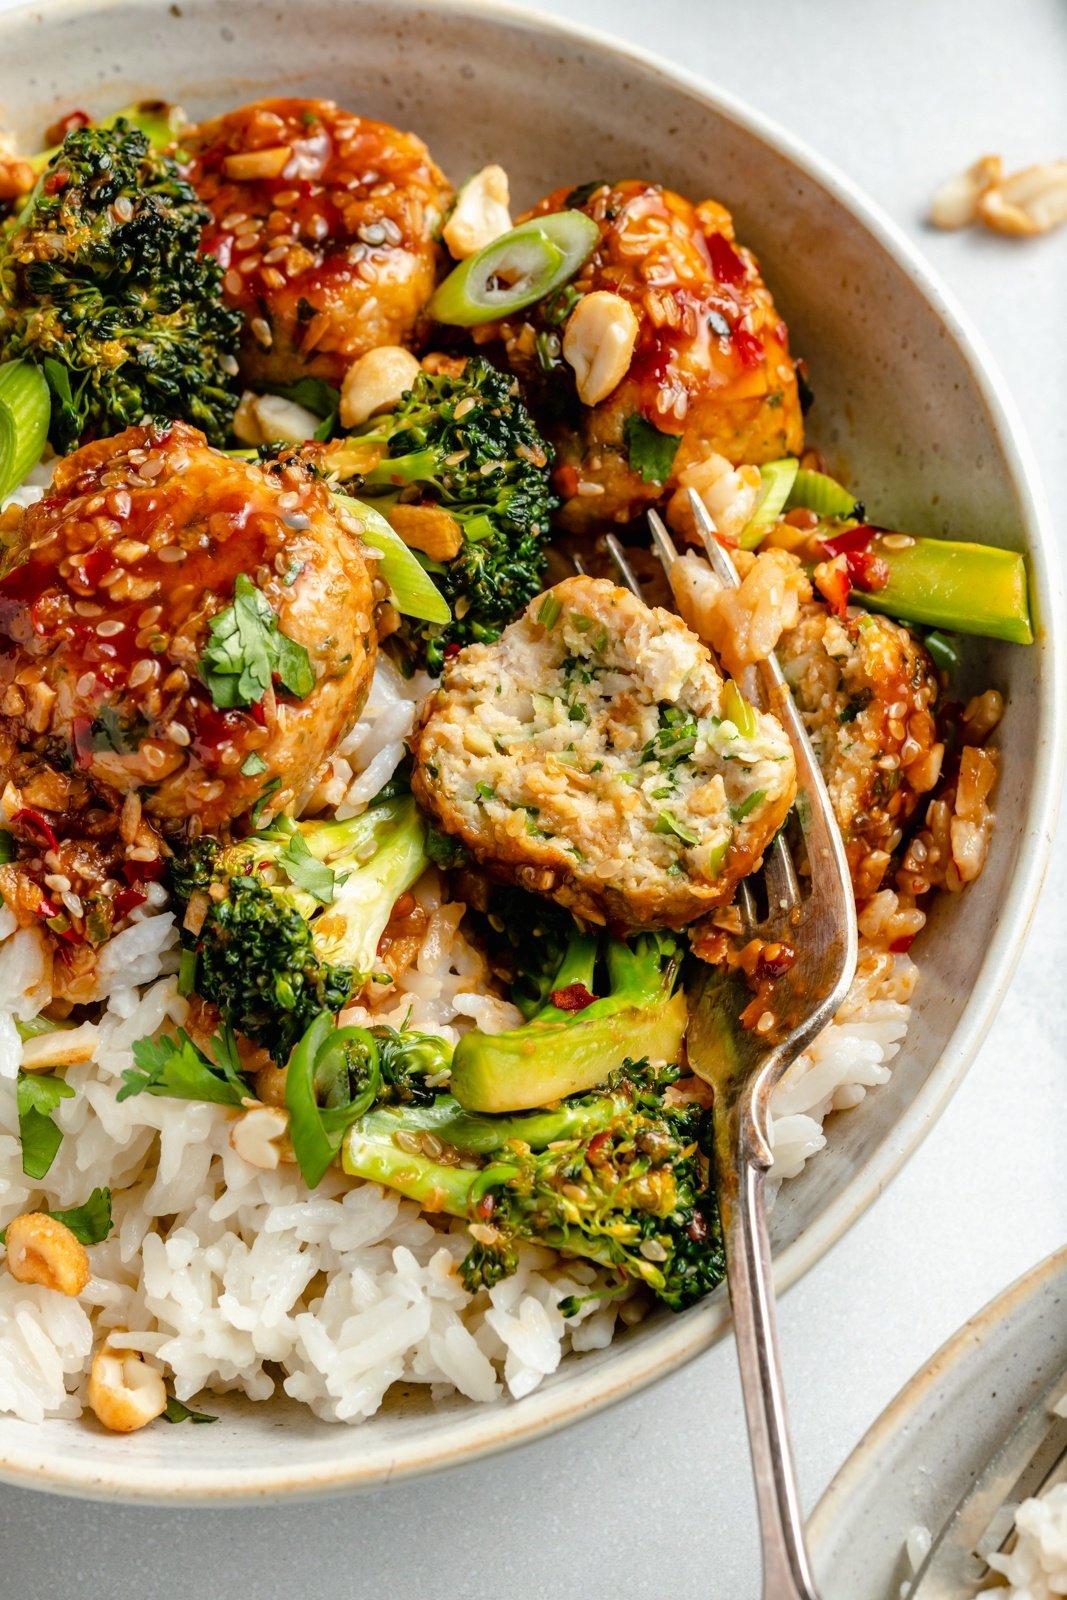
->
[[169, 797, 428, 1064], [331, 357, 556, 672], [0, 119, 241, 450], [342, 1057, 723, 1310]]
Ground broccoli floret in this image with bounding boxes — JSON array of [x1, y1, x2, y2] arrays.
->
[[472, 884, 581, 1019], [334, 356, 556, 673], [0, 120, 241, 450], [169, 797, 428, 1064], [342, 1059, 724, 1311], [448, 924, 688, 1112]]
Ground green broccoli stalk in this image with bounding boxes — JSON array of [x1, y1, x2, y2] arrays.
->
[[342, 1059, 724, 1310], [449, 928, 689, 1113], [0, 119, 241, 451], [169, 796, 428, 1064], [335, 356, 556, 673]]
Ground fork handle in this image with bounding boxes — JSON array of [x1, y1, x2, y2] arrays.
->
[[724, 1158, 821, 1600]]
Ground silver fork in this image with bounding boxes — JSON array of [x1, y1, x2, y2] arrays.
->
[[605, 489, 858, 1600]]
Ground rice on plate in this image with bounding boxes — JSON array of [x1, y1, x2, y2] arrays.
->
[[0, 94, 1023, 1433]]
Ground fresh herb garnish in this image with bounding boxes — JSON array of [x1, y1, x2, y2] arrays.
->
[[163, 1393, 218, 1425], [0, 1186, 112, 1247], [240, 751, 268, 777], [425, 825, 469, 869], [199, 574, 315, 711], [641, 705, 698, 767], [537, 594, 562, 630], [276, 831, 336, 905], [17, 1070, 74, 1180], [623, 415, 681, 485], [117, 1025, 253, 1107], [91, 705, 149, 754], [250, 776, 282, 829]]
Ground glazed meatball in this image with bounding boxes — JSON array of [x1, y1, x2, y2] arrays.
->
[[776, 604, 943, 893], [411, 575, 796, 929], [479, 181, 804, 532], [0, 422, 377, 837], [182, 97, 453, 386]]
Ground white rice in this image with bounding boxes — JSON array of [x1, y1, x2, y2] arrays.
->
[[0, 656, 915, 1426], [980, 1481, 1067, 1597]]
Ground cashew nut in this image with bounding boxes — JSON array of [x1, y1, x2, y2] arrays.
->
[[339, 346, 422, 429], [442, 165, 513, 260], [5, 1212, 90, 1297], [232, 390, 321, 446], [978, 161, 1067, 236], [386, 503, 464, 562], [87, 1346, 168, 1433], [20, 1020, 99, 1072], [229, 1104, 289, 1170], [223, 146, 292, 181], [562, 291, 639, 407]]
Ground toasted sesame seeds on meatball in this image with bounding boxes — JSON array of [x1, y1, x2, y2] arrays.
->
[[182, 97, 453, 387], [477, 181, 804, 532], [0, 421, 378, 839], [776, 603, 943, 894], [411, 575, 796, 929]]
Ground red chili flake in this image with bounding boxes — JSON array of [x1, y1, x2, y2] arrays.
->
[[757, 942, 797, 980], [121, 857, 165, 885], [83, 546, 117, 587], [44, 109, 90, 143], [443, 642, 462, 661], [706, 230, 745, 285], [36, 897, 60, 920], [844, 549, 890, 593], [249, 699, 268, 728], [476, 1193, 496, 1220], [889, 934, 916, 954], [818, 524, 875, 559], [732, 327, 765, 369], [112, 887, 147, 920], [553, 463, 581, 500], [549, 983, 598, 1012], [815, 557, 851, 619], [585, 1131, 613, 1165], [11, 807, 60, 853], [43, 169, 69, 195], [71, 715, 95, 772]]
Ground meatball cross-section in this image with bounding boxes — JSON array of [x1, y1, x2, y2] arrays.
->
[[411, 575, 796, 929], [0, 422, 377, 836], [182, 97, 453, 386]]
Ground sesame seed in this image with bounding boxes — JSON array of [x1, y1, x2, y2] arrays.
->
[[107, 489, 132, 519], [358, 221, 387, 246], [221, 354, 240, 377], [44, 873, 71, 894], [239, 256, 262, 275], [882, 533, 915, 550], [639, 1238, 668, 1262], [224, 269, 243, 296], [756, 1011, 776, 1034], [262, 244, 289, 264], [75, 672, 96, 696], [262, 266, 286, 289], [137, 605, 163, 628], [454, 396, 477, 421], [308, 215, 329, 240], [96, 619, 125, 637], [138, 457, 165, 481], [61, 890, 84, 919], [272, 189, 299, 207], [221, 212, 249, 229], [165, 722, 192, 747], [250, 317, 272, 347], [576, 482, 606, 497], [379, 216, 402, 246], [234, 218, 260, 238], [143, 745, 169, 770], [128, 659, 158, 688], [157, 545, 186, 563], [234, 234, 260, 254], [277, 490, 300, 510], [73, 600, 103, 617]]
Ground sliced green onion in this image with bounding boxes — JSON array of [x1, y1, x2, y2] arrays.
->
[[722, 680, 759, 739], [0, 361, 49, 501], [739, 458, 799, 549], [653, 810, 699, 846], [785, 468, 858, 519], [285, 1013, 383, 1188], [537, 593, 562, 629], [331, 493, 451, 625], [429, 212, 600, 327], [924, 630, 961, 672], [729, 788, 767, 823]]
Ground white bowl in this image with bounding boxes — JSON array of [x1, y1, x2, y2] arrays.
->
[[0, 0, 1061, 1504], [808, 1245, 1067, 1599]]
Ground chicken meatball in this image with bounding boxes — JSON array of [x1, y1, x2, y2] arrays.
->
[[0, 422, 377, 838], [776, 604, 943, 894], [182, 97, 453, 385], [411, 575, 796, 929], [479, 181, 804, 532]]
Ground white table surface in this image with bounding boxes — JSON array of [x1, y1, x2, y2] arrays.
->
[[2, 0, 1065, 1594]]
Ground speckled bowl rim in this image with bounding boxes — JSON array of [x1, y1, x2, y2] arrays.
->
[[807, 1244, 1067, 1584], [0, 0, 1062, 1505]]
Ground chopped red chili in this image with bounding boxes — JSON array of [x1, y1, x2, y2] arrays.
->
[[889, 934, 916, 954], [549, 983, 598, 1012], [11, 808, 60, 853], [844, 549, 890, 593], [122, 857, 165, 885], [112, 887, 148, 920], [732, 327, 765, 369], [706, 230, 745, 285], [71, 715, 95, 772]]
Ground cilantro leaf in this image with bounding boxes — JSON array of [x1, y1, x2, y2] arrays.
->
[[17, 1071, 74, 1180], [277, 832, 335, 905], [117, 1026, 253, 1107], [652, 809, 700, 846], [250, 775, 282, 829], [240, 751, 268, 777], [198, 574, 315, 711], [623, 415, 682, 485], [163, 1394, 218, 1425], [50, 1187, 113, 1245]]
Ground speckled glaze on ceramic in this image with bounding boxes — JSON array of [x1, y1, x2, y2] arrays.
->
[[0, 0, 1061, 1505], [809, 1247, 1067, 1599]]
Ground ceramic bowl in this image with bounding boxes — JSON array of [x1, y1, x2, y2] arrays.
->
[[808, 1246, 1067, 1598], [0, 0, 1060, 1504]]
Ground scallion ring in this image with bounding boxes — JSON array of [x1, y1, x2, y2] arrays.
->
[[0, 360, 50, 502], [285, 1013, 383, 1188], [429, 211, 600, 327]]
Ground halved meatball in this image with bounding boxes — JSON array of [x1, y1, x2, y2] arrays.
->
[[182, 97, 453, 385], [0, 422, 377, 836], [776, 604, 943, 894], [478, 181, 804, 532], [411, 575, 796, 929]]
